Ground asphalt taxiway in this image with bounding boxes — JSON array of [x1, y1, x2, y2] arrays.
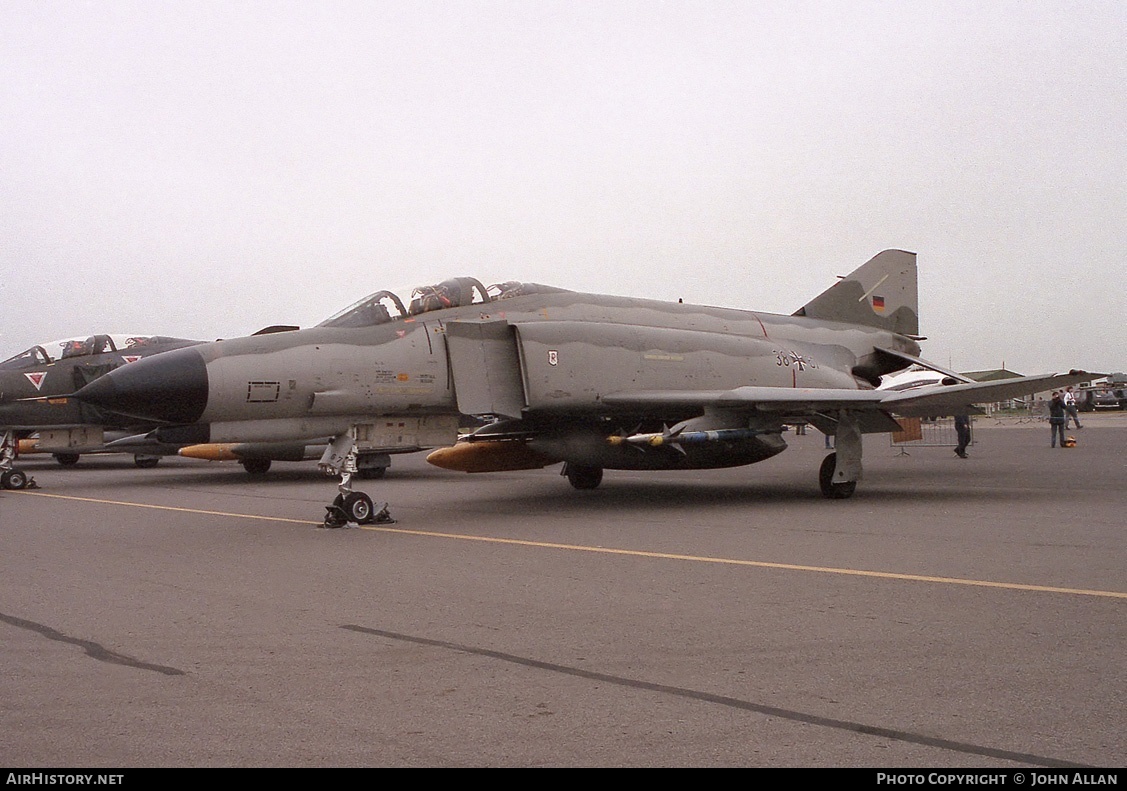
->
[[1, 416, 1124, 767]]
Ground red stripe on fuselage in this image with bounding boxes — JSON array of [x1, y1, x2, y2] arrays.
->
[[753, 314, 769, 338]]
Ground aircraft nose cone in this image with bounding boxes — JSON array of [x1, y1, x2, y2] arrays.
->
[[76, 346, 209, 424]]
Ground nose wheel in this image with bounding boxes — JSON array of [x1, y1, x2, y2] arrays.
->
[[323, 491, 394, 528], [2, 468, 36, 490], [319, 433, 395, 528]]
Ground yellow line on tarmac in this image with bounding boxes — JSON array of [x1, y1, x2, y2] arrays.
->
[[12, 490, 316, 526], [15, 490, 1127, 600], [362, 525, 1127, 599]]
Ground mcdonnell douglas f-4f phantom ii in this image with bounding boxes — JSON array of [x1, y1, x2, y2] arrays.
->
[[75, 250, 1094, 527], [0, 333, 203, 489]]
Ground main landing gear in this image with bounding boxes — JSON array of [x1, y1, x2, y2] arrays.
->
[[1, 430, 37, 490], [241, 458, 272, 475], [562, 462, 603, 490], [819, 453, 856, 499], [818, 413, 862, 500], [318, 431, 394, 528]]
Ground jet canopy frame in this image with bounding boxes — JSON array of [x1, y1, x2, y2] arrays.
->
[[0, 346, 53, 371], [0, 334, 190, 370], [317, 278, 568, 329]]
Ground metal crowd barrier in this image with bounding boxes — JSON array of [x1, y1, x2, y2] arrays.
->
[[889, 416, 972, 453]]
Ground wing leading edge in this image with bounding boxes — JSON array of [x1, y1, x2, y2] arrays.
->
[[878, 371, 1097, 417], [602, 370, 1097, 423]]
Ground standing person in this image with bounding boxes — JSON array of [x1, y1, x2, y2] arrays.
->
[[1048, 392, 1068, 448], [1062, 386, 1083, 429], [954, 413, 971, 458]]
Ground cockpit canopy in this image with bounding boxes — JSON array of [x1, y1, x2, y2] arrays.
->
[[0, 335, 193, 371], [318, 278, 567, 329]]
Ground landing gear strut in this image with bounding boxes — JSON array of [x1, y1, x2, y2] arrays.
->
[[818, 411, 861, 499], [318, 431, 394, 528], [1, 430, 36, 490]]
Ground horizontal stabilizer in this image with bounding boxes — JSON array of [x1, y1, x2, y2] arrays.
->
[[874, 347, 974, 383]]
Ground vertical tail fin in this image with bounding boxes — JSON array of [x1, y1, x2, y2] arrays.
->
[[793, 249, 919, 336]]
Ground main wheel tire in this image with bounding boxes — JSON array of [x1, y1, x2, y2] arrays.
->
[[54, 453, 80, 467], [358, 466, 386, 480], [343, 491, 376, 524], [565, 464, 603, 490], [819, 453, 857, 499], [134, 455, 160, 469], [242, 458, 272, 475], [2, 469, 29, 490]]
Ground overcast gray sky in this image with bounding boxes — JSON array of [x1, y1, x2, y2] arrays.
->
[[2, 1, 1123, 375]]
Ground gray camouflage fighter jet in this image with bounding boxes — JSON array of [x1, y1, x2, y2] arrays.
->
[[0, 333, 204, 489], [75, 250, 1094, 527], [0, 327, 322, 487]]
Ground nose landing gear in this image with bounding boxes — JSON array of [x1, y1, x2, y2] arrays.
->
[[319, 431, 395, 528], [323, 491, 393, 528], [2, 468, 36, 490], [1, 431, 37, 490]]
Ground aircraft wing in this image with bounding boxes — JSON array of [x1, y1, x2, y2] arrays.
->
[[602, 387, 886, 411], [602, 370, 1097, 422], [877, 371, 1097, 417], [602, 387, 901, 434]]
